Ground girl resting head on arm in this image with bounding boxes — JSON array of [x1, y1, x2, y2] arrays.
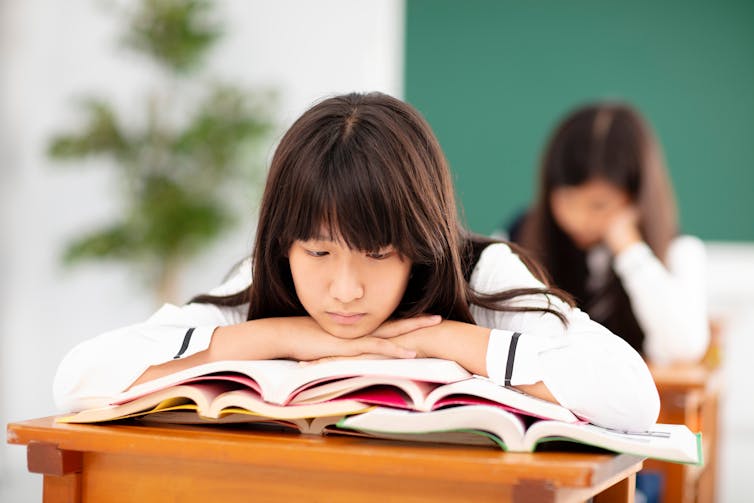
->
[[54, 93, 659, 430]]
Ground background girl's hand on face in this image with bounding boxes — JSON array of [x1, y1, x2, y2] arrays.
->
[[604, 206, 642, 254]]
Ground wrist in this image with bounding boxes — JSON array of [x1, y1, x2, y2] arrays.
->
[[607, 231, 642, 255], [422, 322, 455, 359], [209, 320, 284, 361], [391, 329, 430, 358], [422, 321, 491, 375]]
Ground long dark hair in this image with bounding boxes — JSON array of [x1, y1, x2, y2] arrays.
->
[[516, 102, 678, 351], [193, 92, 572, 323]]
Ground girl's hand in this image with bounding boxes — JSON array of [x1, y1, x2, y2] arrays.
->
[[604, 206, 642, 254], [222, 316, 426, 361], [367, 314, 442, 338], [299, 353, 393, 366], [390, 320, 491, 376], [297, 320, 488, 376], [298, 314, 442, 364]]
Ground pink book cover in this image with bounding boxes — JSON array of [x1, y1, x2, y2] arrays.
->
[[110, 373, 262, 406]]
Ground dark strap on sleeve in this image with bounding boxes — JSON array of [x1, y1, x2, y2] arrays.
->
[[504, 332, 522, 386], [173, 328, 195, 359]]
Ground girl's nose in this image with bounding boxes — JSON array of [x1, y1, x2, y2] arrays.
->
[[329, 264, 365, 304]]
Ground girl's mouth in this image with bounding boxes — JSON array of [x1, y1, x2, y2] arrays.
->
[[327, 312, 366, 325]]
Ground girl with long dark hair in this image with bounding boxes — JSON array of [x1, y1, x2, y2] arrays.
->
[[512, 102, 709, 364], [55, 93, 659, 430]]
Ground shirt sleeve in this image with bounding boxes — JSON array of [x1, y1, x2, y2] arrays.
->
[[613, 236, 710, 364], [470, 243, 660, 431], [53, 262, 252, 412]]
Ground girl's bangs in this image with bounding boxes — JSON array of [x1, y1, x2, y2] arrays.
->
[[283, 154, 420, 259], [548, 138, 593, 187], [549, 127, 639, 192]]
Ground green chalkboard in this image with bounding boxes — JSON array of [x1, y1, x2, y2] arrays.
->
[[406, 0, 754, 241]]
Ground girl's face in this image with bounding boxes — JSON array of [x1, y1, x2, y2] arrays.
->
[[287, 236, 413, 339], [549, 178, 633, 249]]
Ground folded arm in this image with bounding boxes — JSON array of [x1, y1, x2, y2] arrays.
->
[[613, 237, 710, 364], [458, 243, 660, 431], [53, 303, 431, 412]]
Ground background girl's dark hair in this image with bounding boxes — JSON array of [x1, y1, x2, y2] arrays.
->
[[516, 102, 678, 351], [192, 92, 572, 323]]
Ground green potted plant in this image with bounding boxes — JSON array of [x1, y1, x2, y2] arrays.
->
[[48, 0, 275, 303]]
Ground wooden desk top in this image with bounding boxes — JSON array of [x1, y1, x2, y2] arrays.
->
[[8, 416, 643, 500], [649, 362, 723, 392], [8, 416, 640, 487]]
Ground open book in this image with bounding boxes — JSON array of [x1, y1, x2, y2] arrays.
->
[[336, 406, 703, 465], [58, 358, 576, 425]]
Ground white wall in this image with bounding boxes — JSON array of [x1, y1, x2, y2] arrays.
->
[[0, 1, 405, 500], [706, 242, 754, 503]]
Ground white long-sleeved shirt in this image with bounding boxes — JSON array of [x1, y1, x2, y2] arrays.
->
[[53, 243, 660, 431], [588, 236, 709, 364]]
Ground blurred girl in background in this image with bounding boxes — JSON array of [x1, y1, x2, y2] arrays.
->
[[510, 102, 709, 364]]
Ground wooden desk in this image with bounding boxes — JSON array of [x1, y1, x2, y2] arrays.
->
[[8, 416, 643, 503], [646, 364, 722, 503]]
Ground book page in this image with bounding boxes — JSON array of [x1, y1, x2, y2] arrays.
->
[[273, 358, 470, 404], [58, 382, 228, 423], [337, 405, 528, 451], [114, 360, 301, 404], [114, 358, 469, 406], [207, 389, 371, 419], [422, 376, 578, 422], [291, 375, 435, 406], [523, 421, 702, 464]]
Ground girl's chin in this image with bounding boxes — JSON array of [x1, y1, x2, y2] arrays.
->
[[571, 236, 601, 249], [320, 323, 370, 340]]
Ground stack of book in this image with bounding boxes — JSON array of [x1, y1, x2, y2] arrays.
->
[[59, 358, 702, 464]]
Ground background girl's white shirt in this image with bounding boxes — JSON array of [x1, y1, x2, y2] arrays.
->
[[608, 235, 709, 364], [53, 243, 660, 431]]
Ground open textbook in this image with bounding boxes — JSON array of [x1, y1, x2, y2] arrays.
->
[[56, 357, 702, 465], [337, 406, 703, 465], [58, 358, 576, 424]]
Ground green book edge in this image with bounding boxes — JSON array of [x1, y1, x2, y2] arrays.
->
[[336, 418, 704, 466], [335, 418, 509, 450], [531, 431, 704, 466]]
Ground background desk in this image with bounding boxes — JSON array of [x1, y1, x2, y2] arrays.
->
[[647, 363, 723, 503], [8, 416, 643, 503]]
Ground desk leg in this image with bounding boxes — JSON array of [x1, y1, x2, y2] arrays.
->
[[697, 390, 720, 503], [512, 479, 556, 502], [42, 474, 82, 503], [657, 390, 698, 503], [26, 441, 82, 503], [593, 473, 636, 503]]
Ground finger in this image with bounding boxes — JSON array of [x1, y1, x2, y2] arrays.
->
[[300, 354, 389, 366], [371, 315, 442, 338], [357, 337, 417, 359], [616, 207, 639, 226]]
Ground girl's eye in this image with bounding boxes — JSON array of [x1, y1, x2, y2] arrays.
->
[[306, 250, 329, 257], [367, 250, 393, 260]]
